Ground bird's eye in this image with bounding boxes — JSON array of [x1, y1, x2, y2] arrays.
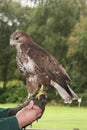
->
[[15, 37, 19, 40]]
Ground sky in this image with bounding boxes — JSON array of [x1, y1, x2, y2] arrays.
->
[[13, 0, 35, 7]]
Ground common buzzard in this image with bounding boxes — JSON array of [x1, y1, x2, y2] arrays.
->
[[10, 31, 78, 103]]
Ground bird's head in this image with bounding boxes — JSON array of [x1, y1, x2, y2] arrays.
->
[[10, 30, 29, 47]]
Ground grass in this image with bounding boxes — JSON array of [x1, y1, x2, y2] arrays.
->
[[0, 104, 87, 130], [0, 103, 18, 108]]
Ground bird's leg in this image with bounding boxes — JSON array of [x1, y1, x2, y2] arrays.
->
[[40, 84, 44, 91], [27, 93, 33, 98], [36, 85, 46, 100]]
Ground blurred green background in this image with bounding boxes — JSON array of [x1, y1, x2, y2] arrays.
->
[[0, 0, 87, 106]]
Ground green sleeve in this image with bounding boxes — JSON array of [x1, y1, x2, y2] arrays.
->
[[0, 116, 20, 130], [0, 108, 10, 118], [0, 108, 20, 130]]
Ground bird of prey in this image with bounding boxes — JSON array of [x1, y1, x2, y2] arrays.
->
[[10, 30, 78, 103]]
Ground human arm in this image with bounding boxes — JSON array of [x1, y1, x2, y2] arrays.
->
[[10, 94, 47, 129], [0, 94, 47, 130], [0, 115, 20, 130], [0, 102, 42, 130], [16, 100, 42, 128]]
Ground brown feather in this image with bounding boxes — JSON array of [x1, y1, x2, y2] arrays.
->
[[10, 31, 79, 103]]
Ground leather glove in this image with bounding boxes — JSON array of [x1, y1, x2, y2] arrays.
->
[[8, 94, 48, 123]]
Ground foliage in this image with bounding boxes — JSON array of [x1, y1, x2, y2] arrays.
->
[[67, 24, 87, 96], [27, 0, 80, 59], [0, 0, 87, 105], [79, 31, 87, 60], [0, 80, 27, 103], [0, 0, 30, 88]]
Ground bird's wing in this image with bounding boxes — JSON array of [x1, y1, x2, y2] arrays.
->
[[28, 43, 78, 103], [28, 44, 70, 87]]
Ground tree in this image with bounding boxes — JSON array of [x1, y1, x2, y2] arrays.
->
[[1, 0, 86, 104], [0, 0, 30, 88], [66, 0, 87, 96], [27, 0, 80, 65]]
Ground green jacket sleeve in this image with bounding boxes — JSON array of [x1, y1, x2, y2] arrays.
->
[[0, 108, 20, 130], [0, 108, 10, 118]]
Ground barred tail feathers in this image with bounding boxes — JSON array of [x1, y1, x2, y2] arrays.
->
[[51, 80, 78, 103]]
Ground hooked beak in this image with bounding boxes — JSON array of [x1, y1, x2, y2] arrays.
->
[[10, 39, 16, 46]]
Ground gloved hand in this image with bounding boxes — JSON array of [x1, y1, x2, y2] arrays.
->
[[8, 94, 47, 128]]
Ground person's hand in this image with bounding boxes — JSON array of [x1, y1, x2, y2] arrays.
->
[[8, 94, 47, 128], [16, 100, 42, 128]]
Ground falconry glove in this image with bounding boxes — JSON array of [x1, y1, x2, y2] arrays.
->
[[8, 94, 48, 126]]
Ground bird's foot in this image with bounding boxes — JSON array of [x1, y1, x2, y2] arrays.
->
[[36, 89, 46, 100]]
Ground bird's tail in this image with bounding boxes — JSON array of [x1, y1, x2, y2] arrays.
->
[[51, 80, 78, 103]]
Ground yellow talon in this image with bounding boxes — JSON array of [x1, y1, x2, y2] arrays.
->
[[36, 90, 45, 100], [36, 85, 46, 100]]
